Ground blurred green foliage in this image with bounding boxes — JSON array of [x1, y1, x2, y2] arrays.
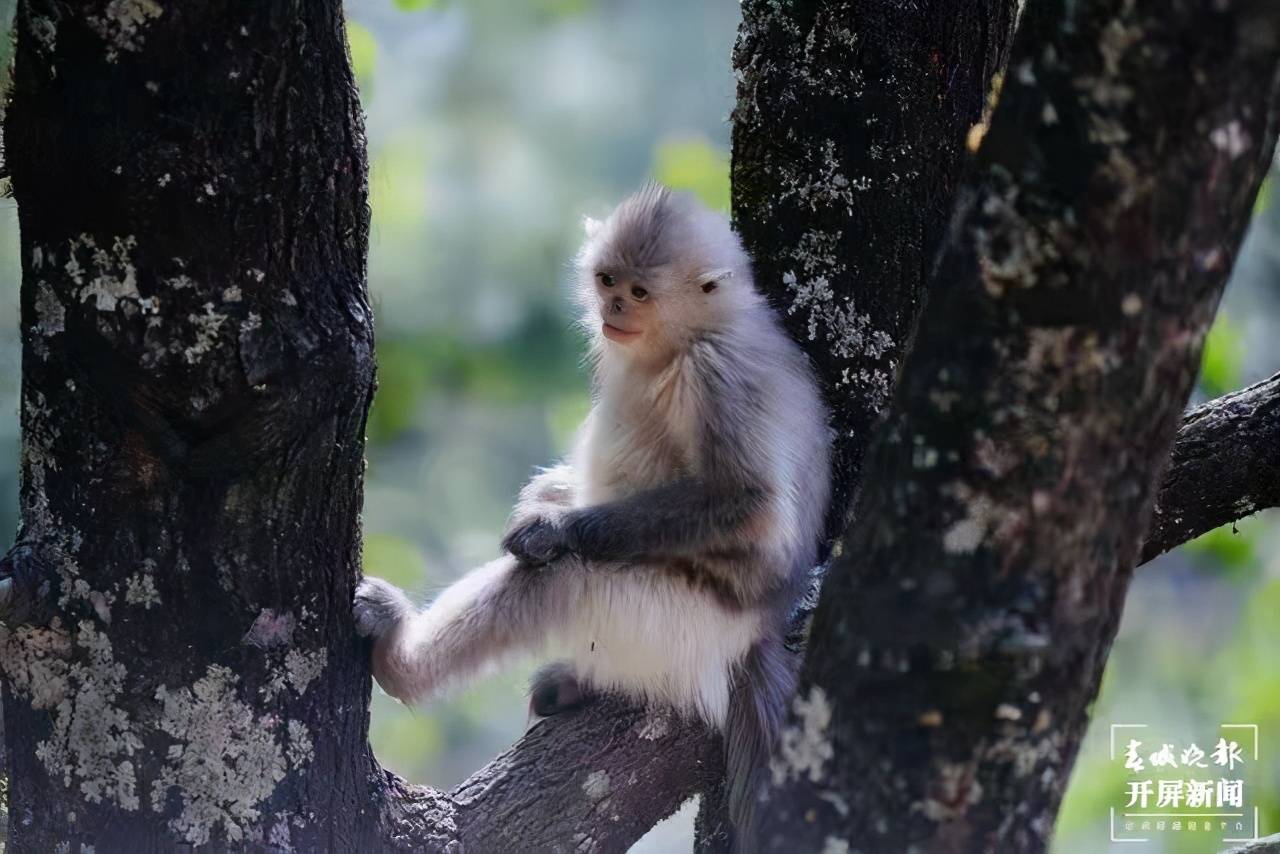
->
[[652, 135, 731, 212], [347, 21, 378, 93], [1183, 523, 1255, 575], [1198, 313, 1245, 399], [364, 532, 430, 588]]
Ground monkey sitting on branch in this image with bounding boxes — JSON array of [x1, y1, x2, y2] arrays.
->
[[354, 184, 831, 843]]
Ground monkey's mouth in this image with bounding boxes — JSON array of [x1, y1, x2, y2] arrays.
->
[[602, 322, 643, 342]]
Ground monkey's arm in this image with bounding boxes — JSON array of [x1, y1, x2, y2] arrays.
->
[[562, 476, 768, 562]]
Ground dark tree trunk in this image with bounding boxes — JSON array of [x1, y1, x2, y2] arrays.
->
[[0, 3, 723, 852], [0, 1, 385, 849], [733, 0, 1021, 542], [758, 0, 1280, 851]]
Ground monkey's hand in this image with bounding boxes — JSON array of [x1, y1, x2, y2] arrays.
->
[[354, 576, 414, 640], [502, 517, 572, 567]]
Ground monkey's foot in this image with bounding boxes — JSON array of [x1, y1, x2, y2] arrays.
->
[[353, 576, 414, 639], [529, 661, 589, 718]]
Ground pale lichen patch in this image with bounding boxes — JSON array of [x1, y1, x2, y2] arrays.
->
[[35, 622, 142, 812], [821, 836, 851, 854], [942, 494, 995, 555], [66, 234, 145, 313], [582, 770, 611, 802], [86, 0, 163, 62], [34, 281, 66, 336], [123, 572, 160, 609], [182, 303, 228, 364], [781, 225, 897, 407], [972, 184, 1071, 295], [995, 703, 1023, 721], [151, 665, 289, 846], [1210, 120, 1249, 160], [29, 15, 57, 54], [284, 648, 326, 695], [778, 140, 857, 215], [0, 621, 73, 710], [268, 814, 293, 850], [771, 685, 834, 785], [286, 721, 314, 769], [916, 761, 983, 821]]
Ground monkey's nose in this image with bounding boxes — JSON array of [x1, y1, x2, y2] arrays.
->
[[610, 296, 626, 314]]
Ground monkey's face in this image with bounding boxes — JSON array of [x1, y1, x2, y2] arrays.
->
[[592, 270, 655, 345], [585, 264, 721, 365], [576, 185, 754, 366]]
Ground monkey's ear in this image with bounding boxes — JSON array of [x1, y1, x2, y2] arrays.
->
[[698, 267, 733, 294], [583, 217, 603, 239]]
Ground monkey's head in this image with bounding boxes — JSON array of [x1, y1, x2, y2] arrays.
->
[[575, 184, 757, 367]]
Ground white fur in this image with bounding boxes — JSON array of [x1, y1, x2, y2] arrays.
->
[[555, 568, 761, 726]]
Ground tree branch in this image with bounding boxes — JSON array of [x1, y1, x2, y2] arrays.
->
[[375, 697, 719, 852], [1142, 371, 1280, 563], [1225, 834, 1280, 854]]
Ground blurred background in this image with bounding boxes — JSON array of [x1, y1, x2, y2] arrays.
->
[[0, 1, 1276, 851]]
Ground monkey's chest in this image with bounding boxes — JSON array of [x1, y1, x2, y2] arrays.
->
[[580, 403, 697, 502]]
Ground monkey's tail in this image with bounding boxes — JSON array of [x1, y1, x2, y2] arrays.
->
[[724, 636, 797, 853]]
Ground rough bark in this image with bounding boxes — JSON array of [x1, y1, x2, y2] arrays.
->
[[731, 0, 1021, 544], [440, 700, 721, 853], [0, 3, 717, 852], [757, 0, 1280, 851], [1142, 371, 1280, 563], [0, 1, 382, 849], [1226, 834, 1280, 854]]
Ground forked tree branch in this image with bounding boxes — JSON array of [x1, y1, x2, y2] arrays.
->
[[368, 365, 1280, 848], [2, 365, 1275, 848]]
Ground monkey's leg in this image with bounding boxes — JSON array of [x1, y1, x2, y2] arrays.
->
[[354, 555, 579, 705]]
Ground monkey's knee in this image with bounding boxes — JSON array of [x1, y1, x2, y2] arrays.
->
[[529, 661, 588, 718]]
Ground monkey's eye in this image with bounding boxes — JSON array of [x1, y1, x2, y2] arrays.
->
[[631, 286, 649, 301], [597, 272, 615, 287], [701, 281, 718, 294]]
